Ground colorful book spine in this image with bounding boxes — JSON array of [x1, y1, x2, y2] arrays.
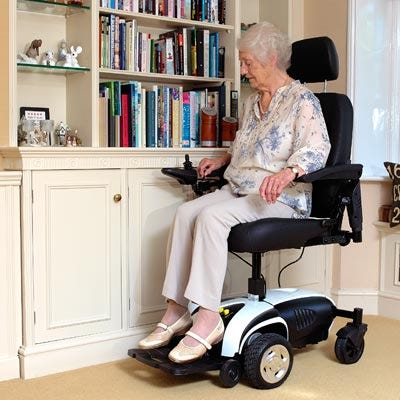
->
[[190, 91, 199, 147], [119, 19, 126, 70], [170, 86, 182, 147], [145, 89, 156, 147], [162, 85, 171, 147], [114, 15, 120, 69], [182, 91, 191, 148], [120, 93, 130, 146], [165, 37, 174, 75]]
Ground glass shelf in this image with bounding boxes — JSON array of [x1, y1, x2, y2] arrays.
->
[[17, 63, 90, 74], [17, 0, 90, 16]]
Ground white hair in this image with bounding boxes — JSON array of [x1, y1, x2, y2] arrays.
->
[[238, 22, 292, 71]]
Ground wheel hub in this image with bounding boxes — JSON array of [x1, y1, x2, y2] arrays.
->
[[260, 345, 290, 383]]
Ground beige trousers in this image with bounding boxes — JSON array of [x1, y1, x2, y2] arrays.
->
[[162, 184, 295, 311]]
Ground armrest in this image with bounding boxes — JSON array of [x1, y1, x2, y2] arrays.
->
[[161, 167, 198, 185], [298, 164, 363, 183], [161, 165, 227, 185]]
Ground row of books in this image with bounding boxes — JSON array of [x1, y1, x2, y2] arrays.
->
[[98, 80, 234, 148], [99, 15, 224, 77], [99, 0, 226, 24]]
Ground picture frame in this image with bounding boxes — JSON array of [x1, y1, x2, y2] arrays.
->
[[20, 106, 50, 121]]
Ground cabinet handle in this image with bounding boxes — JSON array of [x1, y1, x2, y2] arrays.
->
[[113, 193, 122, 203]]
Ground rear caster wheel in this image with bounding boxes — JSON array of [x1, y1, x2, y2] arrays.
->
[[335, 336, 365, 364], [219, 359, 242, 388], [243, 333, 293, 389]]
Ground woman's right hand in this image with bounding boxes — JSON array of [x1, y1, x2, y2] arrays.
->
[[197, 154, 231, 178]]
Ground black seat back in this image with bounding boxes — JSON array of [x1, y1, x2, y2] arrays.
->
[[288, 36, 354, 219]]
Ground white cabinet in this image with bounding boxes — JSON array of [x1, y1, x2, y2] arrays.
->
[[30, 169, 123, 343], [0, 172, 22, 381], [128, 168, 186, 327], [18, 165, 130, 378], [10, 148, 225, 378]]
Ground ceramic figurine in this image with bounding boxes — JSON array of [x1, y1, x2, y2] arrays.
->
[[17, 39, 42, 64]]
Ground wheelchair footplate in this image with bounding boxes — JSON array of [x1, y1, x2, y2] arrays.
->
[[128, 337, 226, 376]]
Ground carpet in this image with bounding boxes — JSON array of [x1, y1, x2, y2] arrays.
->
[[0, 315, 398, 400]]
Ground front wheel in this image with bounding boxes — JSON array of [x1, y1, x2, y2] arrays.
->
[[335, 336, 365, 364], [243, 333, 293, 389], [219, 359, 242, 388]]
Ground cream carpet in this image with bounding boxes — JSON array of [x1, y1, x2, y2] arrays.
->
[[1, 315, 398, 400]]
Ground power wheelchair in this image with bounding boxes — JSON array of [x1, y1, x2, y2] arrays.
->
[[129, 36, 368, 389]]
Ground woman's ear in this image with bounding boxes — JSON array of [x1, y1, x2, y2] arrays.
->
[[268, 52, 278, 67]]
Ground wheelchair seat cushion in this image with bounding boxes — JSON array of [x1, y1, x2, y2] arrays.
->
[[228, 217, 331, 253]]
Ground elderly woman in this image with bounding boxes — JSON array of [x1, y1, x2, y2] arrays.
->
[[139, 22, 331, 364]]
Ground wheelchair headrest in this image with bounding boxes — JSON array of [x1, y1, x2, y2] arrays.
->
[[287, 36, 339, 83]]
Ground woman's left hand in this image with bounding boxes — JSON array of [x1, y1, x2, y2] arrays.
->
[[259, 167, 302, 204]]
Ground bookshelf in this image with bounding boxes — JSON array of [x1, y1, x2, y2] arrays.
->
[[7, 0, 241, 149]]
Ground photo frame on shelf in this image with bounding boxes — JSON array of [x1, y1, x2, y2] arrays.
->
[[18, 107, 52, 147], [20, 106, 50, 121]]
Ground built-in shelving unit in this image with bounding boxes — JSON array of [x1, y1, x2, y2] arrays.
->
[[6, 0, 241, 148]]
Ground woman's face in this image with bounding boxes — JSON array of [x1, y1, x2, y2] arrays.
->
[[239, 51, 274, 90]]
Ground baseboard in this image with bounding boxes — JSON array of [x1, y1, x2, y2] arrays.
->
[[330, 289, 379, 314], [378, 292, 400, 319], [19, 328, 149, 379], [0, 357, 20, 382]]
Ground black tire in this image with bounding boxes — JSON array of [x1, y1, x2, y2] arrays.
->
[[335, 336, 365, 364], [219, 359, 242, 388], [243, 333, 293, 389]]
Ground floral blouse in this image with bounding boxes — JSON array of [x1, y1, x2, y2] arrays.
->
[[224, 80, 331, 217]]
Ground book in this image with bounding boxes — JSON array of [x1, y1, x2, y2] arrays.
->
[[209, 31, 219, 77], [209, 0, 218, 23], [153, 38, 165, 73], [109, 14, 115, 68], [197, 29, 209, 77], [165, 37, 174, 75], [190, 91, 200, 147], [159, 29, 179, 75], [135, 82, 143, 147], [139, 86, 146, 147], [99, 81, 121, 117], [170, 86, 182, 147], [162, 85, 171, 147], [190, 28, 197, 76], [119, 19, 126, 70], [182, 91, 191, 148], [114, 15, 120, 69], [120, 93, 129, 146], [218, 46, 225, 78], [230, 90, 239, 120], [121, 81, 141, 147], [145, 89, 156, 147], [218, 0, 226, 24]]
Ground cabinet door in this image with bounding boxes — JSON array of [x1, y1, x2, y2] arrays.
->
[[128, 169, 250, 328], [128, 169, 186, 327], [266, 246, 332, 294], [32, 170, 122, 343]]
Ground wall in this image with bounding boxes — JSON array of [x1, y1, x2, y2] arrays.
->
[[0, 2, 9, 161], [303, 0, 397, 316], [303, 0, 348, 94]]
